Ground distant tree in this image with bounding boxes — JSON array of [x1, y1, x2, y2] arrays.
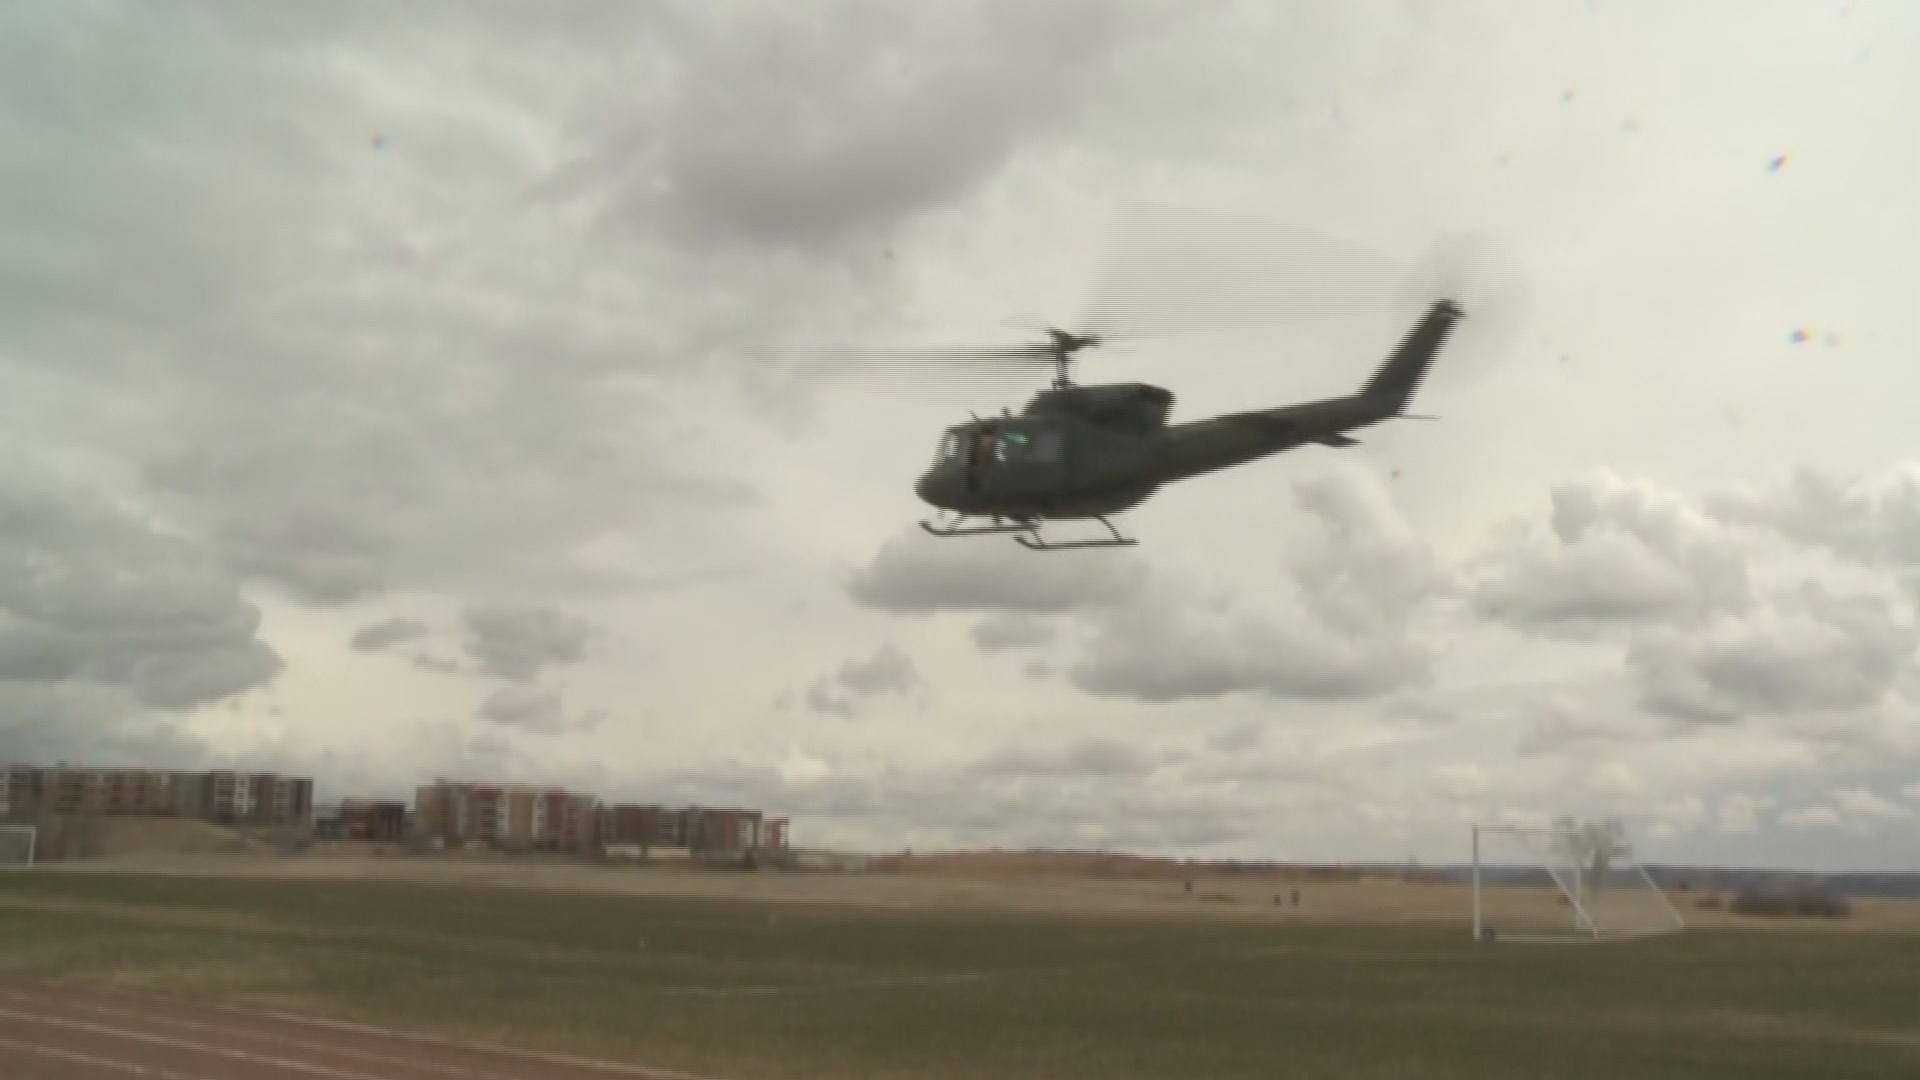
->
[[1549, 816, 1632, 902]]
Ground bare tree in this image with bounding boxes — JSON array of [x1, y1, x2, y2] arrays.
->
[[1550, 815, 1631, 901]]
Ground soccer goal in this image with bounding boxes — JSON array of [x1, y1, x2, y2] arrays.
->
[[1470, 819, 1684, 942], [0, 825, 35, 870]]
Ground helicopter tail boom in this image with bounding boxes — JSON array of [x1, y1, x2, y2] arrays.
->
[[1359, 299, 1463, 415]]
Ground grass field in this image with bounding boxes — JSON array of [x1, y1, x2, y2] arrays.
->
[[3, 870, 1918, 1080]]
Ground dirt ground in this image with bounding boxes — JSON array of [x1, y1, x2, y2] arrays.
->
[[47, 850, 1920, 933]]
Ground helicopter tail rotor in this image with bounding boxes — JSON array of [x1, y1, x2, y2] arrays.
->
[[1398, 230, 1530, 389]]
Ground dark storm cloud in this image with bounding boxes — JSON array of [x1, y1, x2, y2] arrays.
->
[[1206, 722, 1263, 753], [804, 642, 922, 718], [847, 527, 1149, 613], [0, 684, 212, 772], [2, 4, 779, 615], [967, 738, 1182, 781], [969, 613, 1058, 653], [1064, 471, 1445, 703], [462, 604, 598, 683], [477, 685, 605, 733], [837, 643, 921, 694], [1472, 472, 1751, 633], [568, 1, 1152, 247], [350, 617, 431, 652], [0, 0, 1181, 629], [0, 465, 282, 712]]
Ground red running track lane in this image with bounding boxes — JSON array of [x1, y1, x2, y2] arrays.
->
[[0, 987, 727, 1080]]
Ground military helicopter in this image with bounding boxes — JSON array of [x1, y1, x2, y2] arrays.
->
[[893, 298, 1464, 550]]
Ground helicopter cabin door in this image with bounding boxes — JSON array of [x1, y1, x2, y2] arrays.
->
[[965, 426, 1063, 496], [964, 427, 994, 491]]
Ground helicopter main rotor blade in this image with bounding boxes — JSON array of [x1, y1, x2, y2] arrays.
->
[[1077, 206, 1417, 339], [754, 340, 1066, 401]]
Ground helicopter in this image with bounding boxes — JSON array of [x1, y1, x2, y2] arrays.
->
[[898, 298, 1465, 550]]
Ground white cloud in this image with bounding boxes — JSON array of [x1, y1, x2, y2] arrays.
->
[[800, 642, 925, 718], [1652, 795, 1707, 836], [1830, 787, 1914, 822], [1583, 760, 1640, 798], [1515, 695, 1651, 757], [1712, 464, 1920, 574], [1717, 794, 1767, 834], [1779, 806, 1843, 830], [1629, 585, 1915, 725], [1429, 762, 1489, 798], [1064, 470, 1448, 702], [847, 528, 1149, 613], [1472, 472, 1752, 633]]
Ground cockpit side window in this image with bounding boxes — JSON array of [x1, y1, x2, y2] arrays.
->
[[933, 432, 960, 465]]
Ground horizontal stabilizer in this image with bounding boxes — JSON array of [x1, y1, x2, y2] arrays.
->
[[1314, 433, 1360, 448]]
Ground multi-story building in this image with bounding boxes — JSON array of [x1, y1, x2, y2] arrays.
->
[[333, 800, 408, 842], [204, 772, 312, 829], [598, 804, 790, 853], [688, 808, 764, 853], [96, 770, 201, 816], [415, 780, 484, 843], [0, 766, 310, 831], [169, 771, 208, 819], [0, 765, 39, 818], [762, 817, 791, 850], [599, 803, 667, 847], [415, 780, 598, 852]]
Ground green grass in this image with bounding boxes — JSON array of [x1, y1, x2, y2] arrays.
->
[[2, 872, 1917, 1080]]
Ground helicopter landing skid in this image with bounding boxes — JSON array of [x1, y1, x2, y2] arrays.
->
[[1015, 515, 1138, 551], [919, 514, 1034, 538]]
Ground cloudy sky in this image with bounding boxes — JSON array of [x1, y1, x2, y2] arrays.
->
[[4, 0, 1917, 870]]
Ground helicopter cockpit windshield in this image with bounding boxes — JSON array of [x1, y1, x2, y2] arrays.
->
[[932, 431, 961, 466]]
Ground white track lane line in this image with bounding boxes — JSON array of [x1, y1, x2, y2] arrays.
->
[[0, 1008, 394, 1080], [0, 1033, 215, 1080], [70, 995, 725, 1080], [4, 995, 517, 1080]]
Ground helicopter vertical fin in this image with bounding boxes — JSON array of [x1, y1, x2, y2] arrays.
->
[[1359, 300, 1464, 414]]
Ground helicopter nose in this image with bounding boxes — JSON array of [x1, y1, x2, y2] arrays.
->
[[914, 473, 937, 505]]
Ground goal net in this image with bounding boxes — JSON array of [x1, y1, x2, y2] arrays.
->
[[0, 825, 35, 870], [1471, 819, 1683, 942]]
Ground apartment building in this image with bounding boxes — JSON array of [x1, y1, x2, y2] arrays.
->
[[598, 805, 791, 854], [0, 767, 311, 830], [203, 772, 313, 828], [415, 780, 598, 852], [321, 800, 408, 842]]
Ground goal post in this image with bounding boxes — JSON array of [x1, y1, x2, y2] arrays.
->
[[0, 825, 35, 870], [1471, 820, 1683, 942]]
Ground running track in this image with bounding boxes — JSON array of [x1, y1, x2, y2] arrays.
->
[[0, 987, 721, 1080]]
